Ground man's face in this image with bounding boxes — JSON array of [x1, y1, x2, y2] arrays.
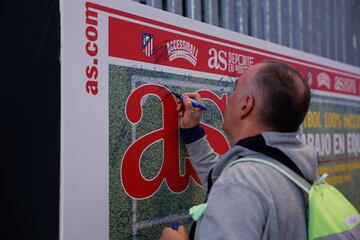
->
[[222, 63, 263, 140], [222, 74, 247, 137]]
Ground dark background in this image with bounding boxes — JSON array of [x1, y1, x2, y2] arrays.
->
[[1, 0, 60, 239]]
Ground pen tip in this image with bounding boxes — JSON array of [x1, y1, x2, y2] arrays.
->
[[170, 90, 182, 98]]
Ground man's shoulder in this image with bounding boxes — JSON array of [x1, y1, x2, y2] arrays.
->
[[214, 160, 302, 198], [216, 162, 274, 187]]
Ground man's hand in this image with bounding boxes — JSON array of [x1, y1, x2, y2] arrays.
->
[[177, 92, 204, 128], [160, 225, 189, 240]]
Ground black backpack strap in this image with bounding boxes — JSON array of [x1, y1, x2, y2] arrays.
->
[[235, 134, 309, 182], [189, 168, 214, 240], [189, 221, 196, 240]]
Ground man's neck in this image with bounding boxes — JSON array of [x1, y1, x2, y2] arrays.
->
[[230, 126, 274, 146]]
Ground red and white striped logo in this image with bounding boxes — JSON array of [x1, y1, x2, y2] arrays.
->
[[142, 33, 153, 58]]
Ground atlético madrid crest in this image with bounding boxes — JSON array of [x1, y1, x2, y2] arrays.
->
[[142, 32, 154, 57]]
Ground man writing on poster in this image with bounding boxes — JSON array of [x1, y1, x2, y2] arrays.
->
[[160, 61, 317, 240]]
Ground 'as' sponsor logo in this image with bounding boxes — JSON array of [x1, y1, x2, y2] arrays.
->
[[334, 76, 356, 94]]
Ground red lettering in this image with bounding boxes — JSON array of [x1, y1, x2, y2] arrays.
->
[[86, 26, 98, 41], [121, 84, 229, 199], [121, 84, 200, 199], [85, 3, 98, 26], [86, 42, 98, 56], [85, 3, 99, 95], [86, 65, 98, 79], [86, 80, 98, 95]]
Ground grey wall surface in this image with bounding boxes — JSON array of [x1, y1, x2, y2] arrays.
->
[[134, 0, 360, 67]]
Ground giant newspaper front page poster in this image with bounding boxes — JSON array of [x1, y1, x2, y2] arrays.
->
[[61, 1, 360, 239]]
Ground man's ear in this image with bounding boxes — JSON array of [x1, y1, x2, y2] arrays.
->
[[239, 95, 254, 119]]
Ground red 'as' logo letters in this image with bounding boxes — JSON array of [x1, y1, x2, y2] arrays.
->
[[121, 84, 229, 199]]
